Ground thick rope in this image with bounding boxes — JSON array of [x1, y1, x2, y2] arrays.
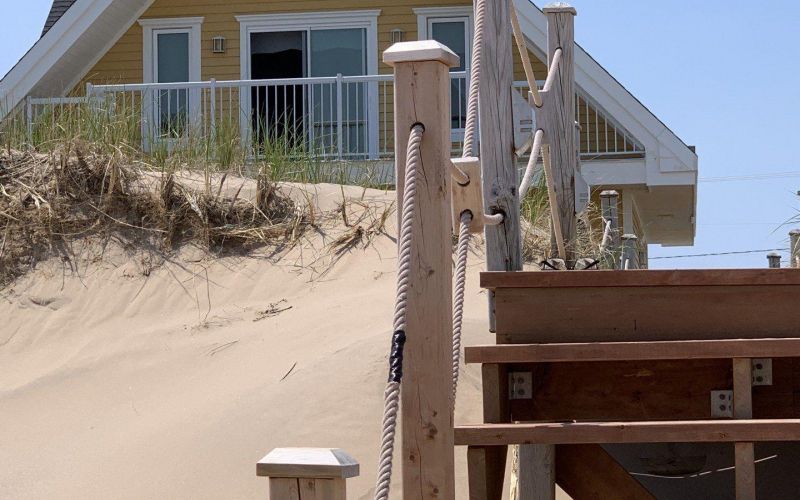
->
[[374, 124, 424, 500], [451, 211, 473, 399], [462, 0, 487, 158], [518, 128, 545, 199]]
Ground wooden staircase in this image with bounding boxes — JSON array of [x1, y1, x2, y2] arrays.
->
[[455, 269, 800, 500]]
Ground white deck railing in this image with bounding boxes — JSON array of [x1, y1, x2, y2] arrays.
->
[[25, 74, 643, 160]]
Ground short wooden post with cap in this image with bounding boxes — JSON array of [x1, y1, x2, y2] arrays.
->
[[256, 447, 359, 499]]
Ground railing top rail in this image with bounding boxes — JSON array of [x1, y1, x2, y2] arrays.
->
[[89, 71, 469, 93]]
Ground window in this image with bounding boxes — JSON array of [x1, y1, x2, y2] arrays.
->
[[415, 7, 473, 135], [140, 18, 203, 142], [237, 11, 379, 158], [428, 18, 469, 130]]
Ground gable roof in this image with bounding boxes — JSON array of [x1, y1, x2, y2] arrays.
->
[[42, 0, 77, 37]]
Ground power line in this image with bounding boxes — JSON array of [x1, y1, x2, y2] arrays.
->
[[650, 248, 790, 260], [699, 171, 800, 183]]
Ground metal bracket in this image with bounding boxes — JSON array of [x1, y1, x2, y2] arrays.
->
[[509, 372, 532, 400], [710, 390, 733, 418], [450, 157, 485, 235], [752, 358, 772, 386]]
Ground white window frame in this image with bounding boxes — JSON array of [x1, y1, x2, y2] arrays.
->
[[414, 7, 473, 141], [236, 10, 381, 159], [138, 17, 203, 150]]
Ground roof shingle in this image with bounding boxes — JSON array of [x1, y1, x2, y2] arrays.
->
[[42, 0, 77, 37]]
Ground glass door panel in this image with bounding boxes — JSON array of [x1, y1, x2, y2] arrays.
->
[[156, 32, 190, 138], [429, 19, 468, 131], [309, 28, 367, 157]]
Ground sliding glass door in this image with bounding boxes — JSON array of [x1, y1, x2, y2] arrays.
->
[[247, 26, 368, 157]]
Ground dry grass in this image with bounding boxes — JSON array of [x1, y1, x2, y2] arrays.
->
[[0, 142, 309, 286], [519, 175, 610, 266]]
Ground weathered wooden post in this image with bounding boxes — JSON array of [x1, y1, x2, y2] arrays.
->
[[621, 234, 639, 270], [767, 252, 781, 269], [790, 229, 800, 268], [257, 448, 359, 500], [541, 3, 578, 266], [477, 0, 534, 496], [384, 40, 458, 500], [599, 190, 620, 269], [732, 360, 756, 499]]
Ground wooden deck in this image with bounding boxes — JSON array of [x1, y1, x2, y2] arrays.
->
[[460, 268, 800, 499]]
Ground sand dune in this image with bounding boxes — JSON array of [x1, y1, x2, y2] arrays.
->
[[0, 184, 526, 499]]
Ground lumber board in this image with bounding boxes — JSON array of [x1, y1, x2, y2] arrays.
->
[[555, 445, 655, 500], [480, 269, 800, 289], [494, 285, 800, 343], [454, 420, 800, 446], [509, 359, 799, 422], [464, 338, 800, 364]]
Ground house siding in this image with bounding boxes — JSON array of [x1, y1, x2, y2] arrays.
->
[[81, 0, 546, 87]]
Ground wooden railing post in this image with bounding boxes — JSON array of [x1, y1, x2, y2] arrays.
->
[[790, 229, 800, 268], [384, 40, 458, 500], [542, 3, 578, 266], [599, 190, 620, 269], [767, 252, 781, 269], [257, 448, 359, 500], [621, 234, 639, 270]]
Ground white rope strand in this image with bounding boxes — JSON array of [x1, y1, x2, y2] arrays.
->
[[451, 211, 473, 399], [518, 129, 545, 199], [462, 0, 487, 158], [374, 124, 424, 500]]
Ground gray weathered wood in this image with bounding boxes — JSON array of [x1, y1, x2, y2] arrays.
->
[[599, 190, 620, 269], [733, 358, 755, 500], [480, 0, 522, 334], [621, 234, 639, 270], [790, 229, 800, 268], [767, 252, 782, 268], [541, 5, 578, 266], [517, 444, 555, 500], [385, 41, 457, 500]]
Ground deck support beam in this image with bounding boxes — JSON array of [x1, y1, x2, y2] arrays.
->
[[733, 358, 755, 500]]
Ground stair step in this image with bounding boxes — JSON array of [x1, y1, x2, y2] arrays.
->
[[464, 338, 800, 364], [454, 419, 800, 446]]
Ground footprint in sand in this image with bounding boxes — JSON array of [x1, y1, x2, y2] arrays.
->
[[26, 296, 70, 311]]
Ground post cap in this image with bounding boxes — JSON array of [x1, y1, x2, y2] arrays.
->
[[257, 448, 360, 479], [383, 40, 460, 68], [790, 229, 800, 236], [621, 234, 638, 241], [599, 190, 620, 198], [543, 2, 577, 15], [767, 252, 781, 257]]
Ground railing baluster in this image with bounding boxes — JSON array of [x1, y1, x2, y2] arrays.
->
[[336, 73, 343, 160]]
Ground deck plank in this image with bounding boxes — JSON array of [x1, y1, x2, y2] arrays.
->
[[454, 420, 800, 446], [465, 338, 800, 364]]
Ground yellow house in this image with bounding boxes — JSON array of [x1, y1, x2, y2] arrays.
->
[[1, 0, 698, 257]]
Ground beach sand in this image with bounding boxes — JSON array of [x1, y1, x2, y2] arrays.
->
[[0, 183, 566, 499]]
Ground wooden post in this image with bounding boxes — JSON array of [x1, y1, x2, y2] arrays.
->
[[621, 234, 639, 270], [767, 252, 781, 269], [384, 40, 458, 500], [257, 448, 359, 500], [732, 359, 755, 500], [542, 4, 578, 267], [599, 190, 620, 269], [790, 229, 800, 268], [481, 0, 521, 333]]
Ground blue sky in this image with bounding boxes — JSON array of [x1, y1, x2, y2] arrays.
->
[[2, 1, 798, 269]]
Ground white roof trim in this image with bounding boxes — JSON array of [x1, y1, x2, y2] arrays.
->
[[513, 0, 698, 187], [1, 0, 154, 118]]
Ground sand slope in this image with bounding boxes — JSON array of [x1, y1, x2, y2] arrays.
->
[[0, 185, 510, 499]]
